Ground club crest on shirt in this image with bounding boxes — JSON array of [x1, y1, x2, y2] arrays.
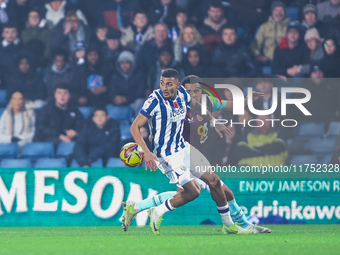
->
[[197, 115, 204, 121]]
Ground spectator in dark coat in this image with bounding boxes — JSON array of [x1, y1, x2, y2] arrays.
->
[[198, 0, 227, 53], [301, 4, 326, 37], [109, 51, 147, 114], [148, 0, 177, 28], [289, 62, 339, 125], [272, 21, 310, 77], [74, 46, 111, 107], [102, 28, 126, 66], [74, 107, 120, 167], [45, 50, 74, 96], [21, 9, 51, 66], [170, 8, 188, 42], [320, 37, 340, 77], [49, 10, 91, 55], [99, 0, 138, 29], [147, 45, 184, 93], [136, 23, 172, 73], [0, 23, 25, 84], [211, 24, 258, 78], [7, 54, 46, 103], [327, 9, 340, 46], [34, 82, 84, 145], [6, 0, 31, 32], [182, 47, 210, 77], [317, 0, 340, 22], [0, 0, 16, 33], [90, 25, 108, 50]]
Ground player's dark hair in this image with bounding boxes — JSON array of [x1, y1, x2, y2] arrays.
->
[[221, 23, 237, 33], [181, 75, 202, 86], [209, 0, 224, 10], [93, 107, 108, 115], [55, 82, 70, 92], [161, 68, 179, 80]]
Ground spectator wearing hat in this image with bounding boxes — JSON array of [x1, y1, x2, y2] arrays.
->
[[74, 46, 111, 107], [211, 24, 258, 78], [120, 11, 154, 53], [301, 4, 326, 37], [34, 82, 84, 145], [49, 10, 91, 55], [147, 45, 184, 93], [109, 51, 147, 114], [317, 0, 340, 22], [45, 50, 74, 96], [251, 0, 290, 64], [21, 9, 51, 60], [289, 62, 339, 124], [99, 0, 138, 29], [199, 0, 227, 53], [43, 0, 87, 28], [102, 28, 126, 65], [74, 107, 120, 167], [73, 40, 86, 65], [320, 37, 340, 77], [298, 28, 324, 76], [136, 23, 172, 73], [272, 20, 310, 77], [0, 92, 35, 150], [173, 23, 206, 64]]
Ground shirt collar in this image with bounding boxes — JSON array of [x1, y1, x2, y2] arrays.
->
[[0, 2, 7, 8], [2, 38, 20, 47]]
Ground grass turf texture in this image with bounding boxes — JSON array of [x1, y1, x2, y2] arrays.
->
[[0, 225, 339, 255]]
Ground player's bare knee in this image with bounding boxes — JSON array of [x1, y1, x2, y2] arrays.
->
[[207, 174, 221, 189], [184, 180, 201, 200]]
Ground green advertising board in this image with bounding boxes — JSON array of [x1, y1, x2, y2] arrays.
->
[[0, 167, 339, 226]]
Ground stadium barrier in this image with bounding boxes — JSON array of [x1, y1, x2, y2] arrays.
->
[[0, 167, 339, 226]]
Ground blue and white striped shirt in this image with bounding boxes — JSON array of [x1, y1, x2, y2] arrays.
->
[[140, 86, 191, 158]]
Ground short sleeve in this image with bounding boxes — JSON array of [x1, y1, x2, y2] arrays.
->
[[208, 96, 227, 112], [139, 95, 158, 119], [179, 85, 191, 104]]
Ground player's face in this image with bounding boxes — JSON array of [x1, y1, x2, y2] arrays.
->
[[185, 83, 202, 103], [93, 110, 109, 128], [160, 76, 180, 99]]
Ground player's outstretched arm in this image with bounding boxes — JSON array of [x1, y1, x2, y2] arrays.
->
[[130, 113, 158, 172]]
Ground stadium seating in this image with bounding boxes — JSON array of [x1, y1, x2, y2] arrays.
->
[[286, 139, 306, 155], [106, 105, 133, 123], [120, 124, 134, 146], [34, 158, 67, 168], [319, 154, 333, 165], [1, 158, 31, 168], [70, 158, 103, 167], [21, 142, 54, 159], [290, 155, 318, 165], [304, 138, 336, 156], [286, 7, 298, 21], [295, 122, 325, 139], [262, 66, 272, 75], [56, 142, 75, 157], [106, 157, 129, 168], [326, 122, 340, 138], [78, 106, 94, 119], [0, 89, 6, 107], [0, 143, 19, 159]]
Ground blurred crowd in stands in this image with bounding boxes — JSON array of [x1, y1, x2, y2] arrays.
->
[[0, 0, 340, 167]]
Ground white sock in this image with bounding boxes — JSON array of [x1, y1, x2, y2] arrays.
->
[[217, 205, 234, 227], [154, 199, 175, 216]]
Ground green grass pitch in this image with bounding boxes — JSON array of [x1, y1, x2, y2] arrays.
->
[[0, 225, 339, 255]]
